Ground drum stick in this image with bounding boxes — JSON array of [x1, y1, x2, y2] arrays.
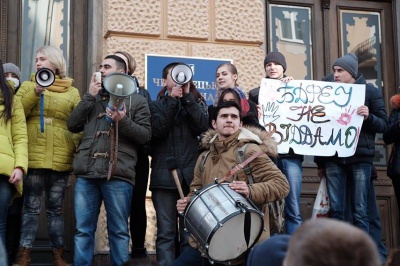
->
[[166, 157, 185, 199], [171, 170, 185, 200]]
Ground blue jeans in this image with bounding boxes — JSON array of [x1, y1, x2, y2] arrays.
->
[[152, 189, 190, 266], [367, 178, 387, 264], [278, 158, 303, 234], [74, 177, 133, 266], [0, 177, 13, 245], [344, 175, 387, 264], [325, 161, 371, 232], [19, 170, 68, 248]]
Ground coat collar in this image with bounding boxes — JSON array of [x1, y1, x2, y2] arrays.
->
[[201, 126, 278, 157]]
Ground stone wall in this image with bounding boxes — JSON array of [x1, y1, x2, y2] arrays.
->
[[102, 0, 266, 94], [95, 0, 266, 253]]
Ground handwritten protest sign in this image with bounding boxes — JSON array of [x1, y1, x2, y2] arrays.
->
[[258, 78, 366, 157]]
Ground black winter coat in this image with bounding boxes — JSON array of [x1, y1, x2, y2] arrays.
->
[[149, 91, 208, 190], [383, 94, 400, 178]]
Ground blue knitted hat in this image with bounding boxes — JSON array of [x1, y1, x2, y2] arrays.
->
[[333, 53, 358, 78]]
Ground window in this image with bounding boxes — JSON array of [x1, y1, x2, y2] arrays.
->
[[280, 11, 306, 43], [269, 4, 313, 80]]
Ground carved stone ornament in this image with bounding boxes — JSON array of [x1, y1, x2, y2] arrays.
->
[[322, 0, 331, 9], [0, 0, 7, 60]]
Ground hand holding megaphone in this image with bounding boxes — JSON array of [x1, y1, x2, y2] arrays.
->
[[34, 85, 46, 97], [106, 103, 126, 122], [170, 82, 191, 99], [170, 85, 183, 98]]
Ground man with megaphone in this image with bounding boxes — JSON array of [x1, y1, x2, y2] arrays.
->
[[67, 55, 151, 266]]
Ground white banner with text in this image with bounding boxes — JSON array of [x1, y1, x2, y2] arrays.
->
[[258, 78, 366, 157]]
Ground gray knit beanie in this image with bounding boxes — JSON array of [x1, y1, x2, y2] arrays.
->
[[264, 52, 287, 73], [333, 53, 358, 78], [3, 63, 21, 81]]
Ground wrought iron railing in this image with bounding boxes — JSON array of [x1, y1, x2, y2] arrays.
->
[[351, 36, 376, 64]]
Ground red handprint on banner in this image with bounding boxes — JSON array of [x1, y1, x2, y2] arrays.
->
[[337, 105, 356, 126]]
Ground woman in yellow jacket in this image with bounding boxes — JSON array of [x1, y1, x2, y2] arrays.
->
[[15, 46, 81, 266], [0, 59, 28, 254]]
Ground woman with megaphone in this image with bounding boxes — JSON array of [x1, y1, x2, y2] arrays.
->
[[14, 45, 81, 265], [149, 62, 208, 266]]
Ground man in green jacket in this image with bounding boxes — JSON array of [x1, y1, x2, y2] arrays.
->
[[67, 55, 151, 266]]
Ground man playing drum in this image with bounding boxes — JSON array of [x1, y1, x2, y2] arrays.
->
[[173, 101, 289, 266]]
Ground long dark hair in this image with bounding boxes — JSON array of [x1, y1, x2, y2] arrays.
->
[[0, 59, 14, 122]]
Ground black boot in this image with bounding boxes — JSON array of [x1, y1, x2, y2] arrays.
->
[[131, 247, 149, 259]]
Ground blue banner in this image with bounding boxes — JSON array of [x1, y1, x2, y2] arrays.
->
[[145, 54, 232, 106]]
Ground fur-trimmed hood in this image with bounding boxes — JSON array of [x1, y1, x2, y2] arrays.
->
[[390, 94, 400, 109], [200, 126, 278, 157]]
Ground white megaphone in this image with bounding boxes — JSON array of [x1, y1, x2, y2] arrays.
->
[[35, 68, 55, 87], [102, 72, 137, 113], [171, 64, 193, 86]]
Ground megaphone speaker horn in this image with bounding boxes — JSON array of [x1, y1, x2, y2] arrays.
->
[[171, 64, 193, 85], [35, 68, 55, 87], [102, 73, 138, 111]]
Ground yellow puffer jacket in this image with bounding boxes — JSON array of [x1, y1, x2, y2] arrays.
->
[[0, 96, 28, 199], [16, 74, 81, 172]]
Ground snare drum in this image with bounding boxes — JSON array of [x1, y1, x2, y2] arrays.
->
[[184, 182, 264, 263]]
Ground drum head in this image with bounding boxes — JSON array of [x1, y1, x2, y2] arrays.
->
[[208, 211, 263, 261], [184, 183, 264, 262]]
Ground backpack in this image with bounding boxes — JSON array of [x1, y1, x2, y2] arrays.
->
[[199, 143, 286, 234]]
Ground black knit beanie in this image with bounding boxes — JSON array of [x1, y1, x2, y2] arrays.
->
[[333, 53, 358, 79], [264, 51, 287, 73]]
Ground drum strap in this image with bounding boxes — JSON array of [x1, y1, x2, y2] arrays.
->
[[244, 207, 251, 248], [107, 122, 118, 180], [218, 149, 264, 184]]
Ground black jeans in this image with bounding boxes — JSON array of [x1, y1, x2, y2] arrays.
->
[[130, 150, 150, 257], [6, 191, 23, 265]]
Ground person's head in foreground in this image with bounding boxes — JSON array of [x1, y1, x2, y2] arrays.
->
[[283, 218, 380, 266], [246, 234, 290, 266]]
